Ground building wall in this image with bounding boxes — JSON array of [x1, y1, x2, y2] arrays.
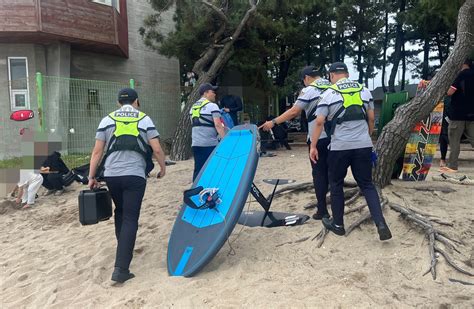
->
[[0, 0, 180, 159], [0, 44, 41, 159], [0, 0, 38, 32], [70, 0, 180, 141], [0, 0, 128, 56]]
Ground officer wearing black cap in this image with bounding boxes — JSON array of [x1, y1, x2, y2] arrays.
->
[[260, 65, 331, 220], [88, 88, 167, 283], [309, 62, 392, 241], [190, 83, 225, 180]]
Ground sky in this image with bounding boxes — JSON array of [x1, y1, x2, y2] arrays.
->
[[345, 46, 422, 90]]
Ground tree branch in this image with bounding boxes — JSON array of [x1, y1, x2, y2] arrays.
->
[[205, 0, 258, 77], [202, 0, 229, 25]]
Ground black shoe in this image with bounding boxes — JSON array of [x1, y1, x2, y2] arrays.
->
[[322, 217, 345, 236], [312, 212, 330, 220], [111, 267, 135, 283], [377, 222, 392, 241]]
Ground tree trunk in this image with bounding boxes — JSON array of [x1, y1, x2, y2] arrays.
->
[[435, 34, 445, 65], [170, 0, 259, 160], [422, 37, 430, 79], [340, 32, 346, 60], [331, 19, 344, 62], [381, 10, 389, 93], [388, 0, 406, 92], [401, 42, 406, 91], [275, 45, 292, 87], [357, 36, 364, 84], [373, 0, 474, 188]]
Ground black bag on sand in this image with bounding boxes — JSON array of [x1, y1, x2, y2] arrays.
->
[[62, 170, 76, 187], [72, 163, 105, 184], [78, 188, 112, 225]]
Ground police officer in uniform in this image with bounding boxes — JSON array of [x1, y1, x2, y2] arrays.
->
[[190, 83, 226, 181], [88, 88, 166, 283], [309, 62, 392, 241], [260, 66, 331, 220]]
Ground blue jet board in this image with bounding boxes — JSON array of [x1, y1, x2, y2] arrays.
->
[[167, 124, 259, 277]]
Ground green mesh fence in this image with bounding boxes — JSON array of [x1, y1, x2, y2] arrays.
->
[[1, 74, 180, 168]]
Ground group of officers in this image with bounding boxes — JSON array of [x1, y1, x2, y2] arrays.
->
[[86, 61, 391, 284], [259, 62, 392, 241]]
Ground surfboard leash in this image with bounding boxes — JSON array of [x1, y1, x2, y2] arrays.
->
[[214, 195, 254, 256]]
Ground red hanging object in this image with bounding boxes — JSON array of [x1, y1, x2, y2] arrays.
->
[[10, 110, 34, 121]]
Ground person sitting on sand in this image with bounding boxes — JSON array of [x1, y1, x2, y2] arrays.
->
[[40, 151, 70, 196], [16, 169, 43, 209]]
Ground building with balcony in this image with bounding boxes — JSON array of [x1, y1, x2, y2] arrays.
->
[[0, 0, 180, 159]]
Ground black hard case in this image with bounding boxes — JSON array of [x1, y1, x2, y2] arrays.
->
[[78, 188, 113, 225]]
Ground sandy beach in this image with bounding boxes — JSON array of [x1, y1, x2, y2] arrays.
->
[[1, 145, 473, 308]]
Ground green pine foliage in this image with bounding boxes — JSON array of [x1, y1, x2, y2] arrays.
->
[[140, 0, 466, 100]]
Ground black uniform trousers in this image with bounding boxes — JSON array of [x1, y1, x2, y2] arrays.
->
[[308, 138, 330, 215], [192, 146, 216, 181], [105, 176, 146, 270], [328, 147, 385, 226]]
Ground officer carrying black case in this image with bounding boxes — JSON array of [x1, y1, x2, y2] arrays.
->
[[78, 188, 112, 225]]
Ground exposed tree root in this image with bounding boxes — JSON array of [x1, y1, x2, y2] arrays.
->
[[389, 202, 473, 279], [345, 191, 362, 207], [410, 186, 457, 194], [311, 191, 363, 247], [302, 188, 360, 210], [312, 227, 329, 248], [276, 236, 311, 248], [270, 182, 313, 199], [271, 182, 359, 201], [345, 192, 389, 236], [307, 184, 472, 280]]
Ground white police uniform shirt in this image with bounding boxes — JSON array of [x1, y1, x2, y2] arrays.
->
[[95, 105, 159, 178], [189, 98, 222, 147], [294, 78, 330, 142], [315, 78, 374, 151]]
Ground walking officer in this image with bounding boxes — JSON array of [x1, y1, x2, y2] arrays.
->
[[309, 62, 392, 241]]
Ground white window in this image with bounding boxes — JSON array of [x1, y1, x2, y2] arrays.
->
[[92, 0, 120, 13], [8, 57, 30, 110]]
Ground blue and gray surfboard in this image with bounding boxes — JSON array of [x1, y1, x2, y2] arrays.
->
[[167, 124, 259, 277]]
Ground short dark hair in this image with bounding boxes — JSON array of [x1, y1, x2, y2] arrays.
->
[[119, 99, 135, 105]]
